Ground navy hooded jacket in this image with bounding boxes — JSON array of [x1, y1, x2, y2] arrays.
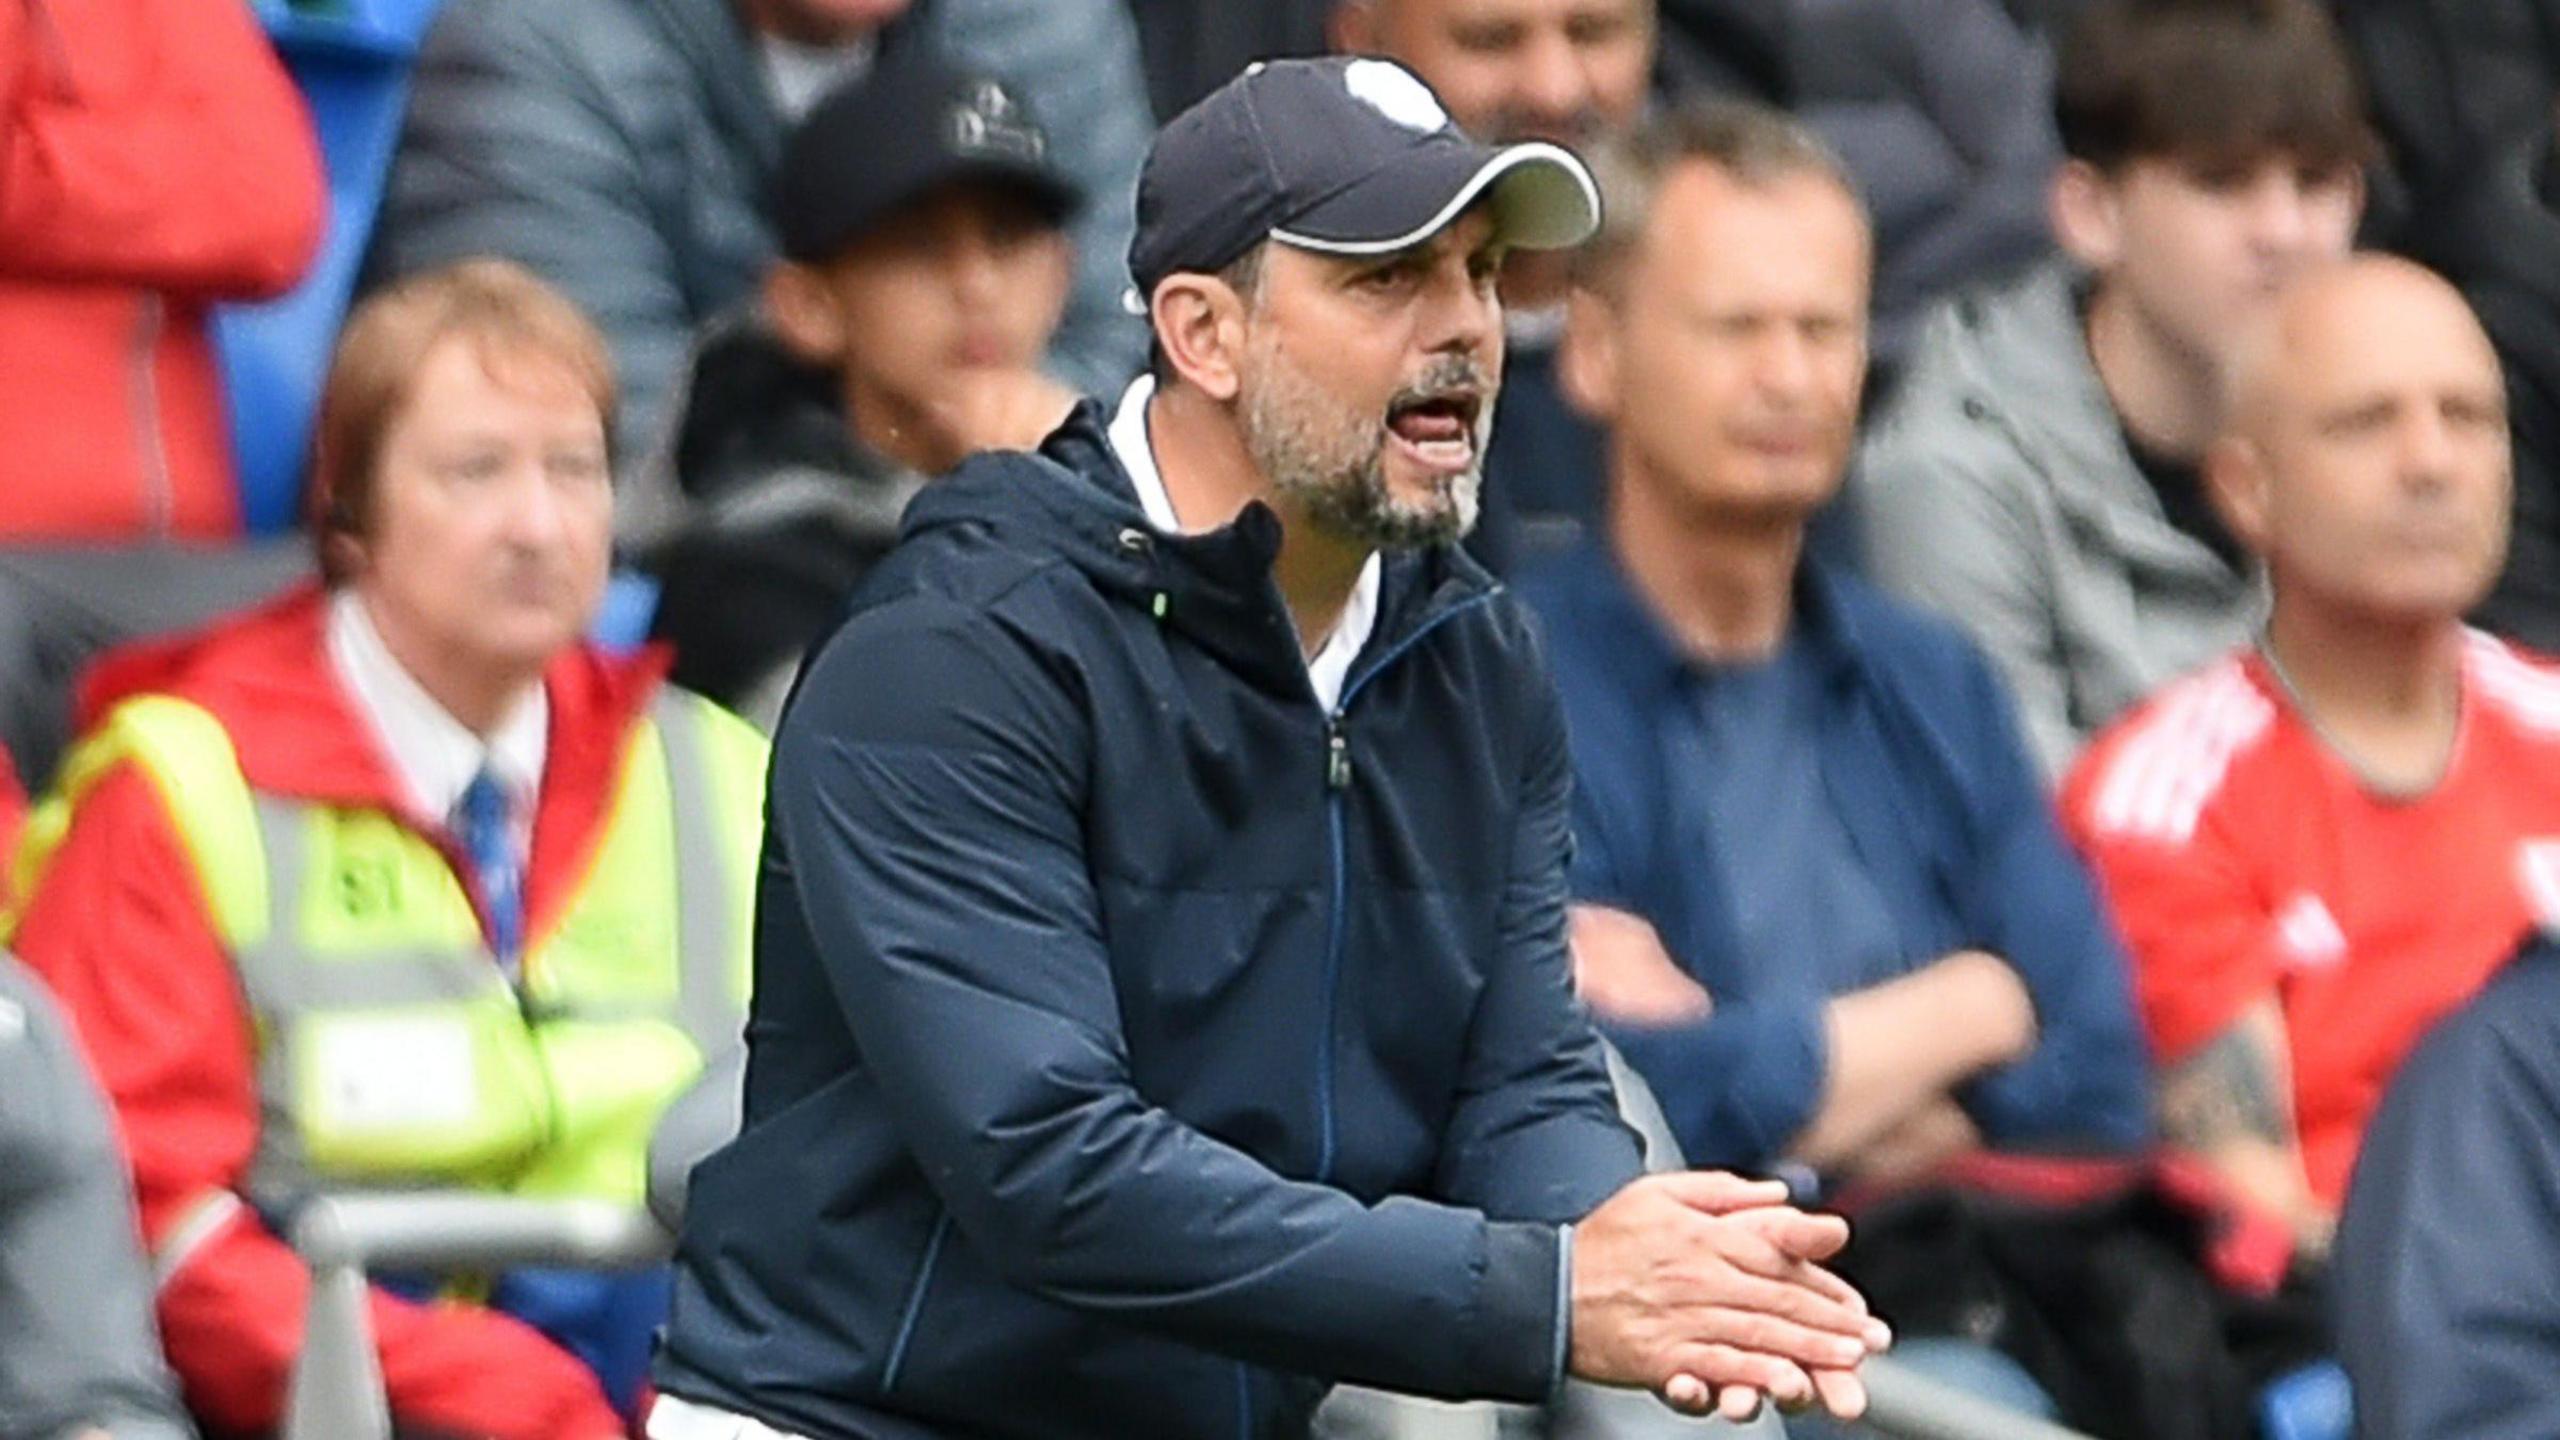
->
[[654, 400, 1643, 1440], [1516, 542, 2150, 1171], [2336, 936, 2560, 1440]]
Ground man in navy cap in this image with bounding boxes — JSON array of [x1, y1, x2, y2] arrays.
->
[[648, 57, 1888, 1440]]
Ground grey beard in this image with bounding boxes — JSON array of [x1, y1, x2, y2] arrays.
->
[[1240, 352, 1489, 551]]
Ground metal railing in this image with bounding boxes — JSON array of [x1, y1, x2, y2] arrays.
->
[[281, 1193, 671, 1440], [277, 1191, 2096, 1440], [1860, 1356, 2100, 1440]]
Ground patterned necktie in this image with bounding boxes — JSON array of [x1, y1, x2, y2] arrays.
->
[[453, 766, 524, 974]]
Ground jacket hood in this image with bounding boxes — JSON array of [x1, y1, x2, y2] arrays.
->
[[899, 398, 1502, 696]]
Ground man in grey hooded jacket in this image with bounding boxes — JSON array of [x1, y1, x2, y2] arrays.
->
[[1856, 0, 2366, 775]]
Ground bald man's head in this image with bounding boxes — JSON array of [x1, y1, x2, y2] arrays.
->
[[2208, 254, 2511, 627], [1330, 0, 1654, 148]]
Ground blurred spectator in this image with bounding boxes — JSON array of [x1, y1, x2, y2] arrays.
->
[[1328, 0, 1655, 570], [1657, 0, 2063, 375], [2333, 932, 2560, 1440], [1521, 102, 2145, 1427], [1525, 98, 2146, 1193], [368, 0, 1149, 527], [648, 57, 1079, 727], [2394, 112, 2560, 652], [2329, 0, 2560, 249], [0, 954, 194, 1440], [1859, 0, 2369, 777], [1330, 0, 2059, 568], [5, 261, 769, 1439], [2062, 257, 2547, 1259], [1127, 0, 1332, 121], [0, 0, 324, 540]]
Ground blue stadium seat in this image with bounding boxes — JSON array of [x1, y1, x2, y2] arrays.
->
[[214, 0, 447, 534], [590, 572, 663, 653]]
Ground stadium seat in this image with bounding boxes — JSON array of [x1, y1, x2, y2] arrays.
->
[[214, 0, 448, 534]]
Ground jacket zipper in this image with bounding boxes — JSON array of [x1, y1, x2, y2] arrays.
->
[[882, 1210, 953, 1395], [131, 293, 175, 538], [1311, 590, 1502, 1187]]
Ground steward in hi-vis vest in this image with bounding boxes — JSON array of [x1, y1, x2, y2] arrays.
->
[[8, 585, 767, 1440]]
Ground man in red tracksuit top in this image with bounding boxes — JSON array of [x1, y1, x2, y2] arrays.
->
[[2063, 255, 2560, 1260]]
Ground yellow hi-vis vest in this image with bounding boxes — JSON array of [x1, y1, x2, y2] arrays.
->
[[12, 687, 768, 1210]]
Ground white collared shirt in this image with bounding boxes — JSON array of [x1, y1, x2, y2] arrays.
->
[[1106, 376, 1381, 713], [759, 32, 875, 122], [326, 589, 548, 834]]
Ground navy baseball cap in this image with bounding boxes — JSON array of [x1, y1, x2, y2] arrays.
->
[[776, 54, 1080, 264], [1127, 56, 1600, 298]]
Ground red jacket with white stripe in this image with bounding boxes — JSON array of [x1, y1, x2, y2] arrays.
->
[[2061, 634, 2560, 1208], [0, 0, 324, 540]]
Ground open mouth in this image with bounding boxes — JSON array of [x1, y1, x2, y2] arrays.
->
[[1385, 389, 1484, 474]]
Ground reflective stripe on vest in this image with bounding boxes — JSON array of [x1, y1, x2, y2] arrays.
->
[[19, 688, 764, 1211]]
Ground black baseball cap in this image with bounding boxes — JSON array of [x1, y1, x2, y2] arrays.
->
[[1127, 55, 1600, 298], [775, 53, 1081, 264]]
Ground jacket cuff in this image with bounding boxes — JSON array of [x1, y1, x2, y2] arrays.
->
[[1462, 1219, 1566, 1402]]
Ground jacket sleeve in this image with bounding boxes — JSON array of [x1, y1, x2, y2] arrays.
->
[[1940, 643, 2151, 1150], [2059, 745, 2287, 1067], [0, 958, 194, 1440], [2334, 954, 2560, 1440], [1856, 426, 2083, 780], [1559, 704, 1830, 1173], [0, 0, 324, 297], [10, 766, 622, 1440], [1428, 644, 1644, 1224], [934, 0, 1150, 396], [370, 0, 694, 457], [774, 600, 1570, 1403]]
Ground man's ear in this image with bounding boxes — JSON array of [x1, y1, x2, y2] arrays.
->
[[1151, 274, 1252, 403], [1327, 0, 1378, 54], [2205, 433, 2274, 557], [2050, 160, 2124, 273], [1557, 286, 1623, 425], [764, 263, 848, 366]]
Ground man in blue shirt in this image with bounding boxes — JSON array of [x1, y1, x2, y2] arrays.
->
[[1516, 98, 2149, 1191]]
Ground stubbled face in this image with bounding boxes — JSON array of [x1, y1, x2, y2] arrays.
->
[[2226, 265, 2510, 626], [1236, 210, 1507, 549], [808, 183, 1071, 425], [1578, 162, 1870, 524], [352, 337, 612, 680], [1352, 0, 1652, 147], [2078, 151, 2361, 377]]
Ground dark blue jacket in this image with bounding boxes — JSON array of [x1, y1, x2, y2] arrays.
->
[[2336, 937, 2560, 1440], [1515, 543, 2149, 1171], [655, 402, 1643, 1440]]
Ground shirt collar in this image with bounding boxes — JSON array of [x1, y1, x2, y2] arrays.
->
[[1106, 376, 1383, 709], [1554, 538, 1865, 691], [326, 588, 548, 822]]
